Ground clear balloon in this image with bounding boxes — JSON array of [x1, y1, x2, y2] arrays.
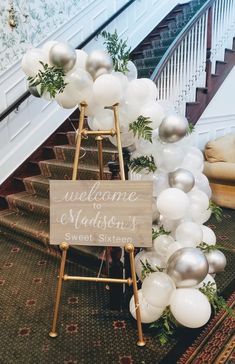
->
[[157, 188, 189, 220], [129, 289, 164, 323], [170, 289, 211, 328], [21, 48, 47, 77], [156, 144, 184, 172], [152, 171, 169, 197], [90, 108, 114, 130], [153, 235, 175, 256], [93, 74, 122, 106], [167, 247, 209, 287], [134, 250, 146, 280], [109, 130, 135, 148], [142, 272, 176, 308], [175, 222, 203, 247], [140, 101, 165, 129]]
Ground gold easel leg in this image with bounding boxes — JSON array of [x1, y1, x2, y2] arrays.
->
[[113, 104, 125, 181], [72, 103, 87, 181], [125, 243, 146, 347], [49, 242, 69, 338], [96, 135, 104, 180]]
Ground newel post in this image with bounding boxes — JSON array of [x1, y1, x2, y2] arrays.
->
[[206, 5, 213, 91]]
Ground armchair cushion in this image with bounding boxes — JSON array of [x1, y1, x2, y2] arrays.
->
[[204, 133, 235, 163]]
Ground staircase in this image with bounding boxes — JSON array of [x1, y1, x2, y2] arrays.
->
[[0, 0, 234, 267]]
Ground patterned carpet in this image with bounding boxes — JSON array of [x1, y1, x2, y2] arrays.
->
[[0, 208, 234, 364]]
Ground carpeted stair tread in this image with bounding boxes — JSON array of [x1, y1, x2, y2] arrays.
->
[[23, 175, 49, 198], [67, 131, 116, 149], [39, 159, 111, 180], [0, 209, 104, 260], [0, 209, 49, 245], [7, 191, 49, 217], [54, 144, 118, 164]]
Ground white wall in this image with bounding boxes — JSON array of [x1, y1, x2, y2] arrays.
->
[[194, 66, 235, 150], [0, 0, 181, 184]]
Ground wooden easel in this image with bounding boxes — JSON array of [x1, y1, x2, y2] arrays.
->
[[49, 103, 146, 346]]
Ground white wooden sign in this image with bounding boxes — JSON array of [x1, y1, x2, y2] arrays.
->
[[50, 180, 153, 247]]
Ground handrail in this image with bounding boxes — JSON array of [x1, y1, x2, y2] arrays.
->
[[150, 0, 214, 82], [0, 0, 136, 123]]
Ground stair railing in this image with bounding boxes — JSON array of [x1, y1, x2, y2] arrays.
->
[[151, 0, 235, 118]]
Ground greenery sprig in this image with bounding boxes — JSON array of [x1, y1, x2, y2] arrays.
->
[[150, 307, 179, 345], [152, 226, 171, 240], [129, 116, 153, 143], [101, 30, 131, 73], [129, 155, 157, 174], [28, 62, 67, 98], [186, 122, 195, 135], [209, 200, 222, 222], [198, 242, 234, 254], [199, 282, 235, 317], [141, 259, 163, 280]]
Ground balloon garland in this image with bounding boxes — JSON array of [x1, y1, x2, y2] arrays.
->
[[21, 32, 230, 344]]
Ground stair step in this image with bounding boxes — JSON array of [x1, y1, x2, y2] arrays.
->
[[39, 159, 111, 180], [0, 210, 103, 261], [66, 131, 116, 149], [7, 191, 49, 217], [23, 175, 49, 198], [54, 145, 117, 164]]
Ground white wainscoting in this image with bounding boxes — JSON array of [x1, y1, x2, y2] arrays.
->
[[0, 0, 186, 184]]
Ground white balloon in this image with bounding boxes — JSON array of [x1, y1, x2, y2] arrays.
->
[[125, 79, 153, 105], [152, 171, 169, 197], [193, 274, 217, 290], [55, 85, 77, 109], [129, 289, 164, 323], [190, 205, 212, 224], [93, 74, 122, 106], [188, 189, 209, 211], [121, 99, 142, 123], [166, 241, 183, 261], [170, 289, 211, 328], [157, 100, 175, 114], [141, 251, 167, 269], [74, 49, 88, 70], [135, 139, 154, 156], [155, 144, 184, 172], [201, 225, 216, 246], [89, 108, 114, 130], [194, 173, 212, 198], [153, 235, 175, 256], [21, 48, 47, 77], [134, 250, 146, 280], [109, 130, 135, 148], [112, 71, 129, 90], [157, 188, 189, 220], [42, 41, 58, 64], [66, 69, 93, 92], [142, 272, 176, 308], [125, 60, 138, 80], [140, 101, 166, 128], [181, 147, 204, 173], [175, 222, 203, 247], [139, 78, 158, 100]]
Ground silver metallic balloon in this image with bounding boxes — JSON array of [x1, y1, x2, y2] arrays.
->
[[86, 50, 113, 79], [167, 247, 209, 287], [159, 115, 188, 143], [49, 42, 76, 72], [168, 168, 195, 192], [28, 85, 41, 98], [205, 250, 227, 274]]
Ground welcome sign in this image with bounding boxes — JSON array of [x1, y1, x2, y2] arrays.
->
[[50, 180, 152, 247]]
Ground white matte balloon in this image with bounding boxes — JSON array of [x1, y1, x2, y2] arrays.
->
[[181, 147, 204, 173], [93, 74, 122, 106], [153, 235, 175, 256], [74, 49, 88, 70], [188, 190, 209, 211], [140, 101, 166, 129], [157, 188, 189, 220], [129, 289, 164, 323], [112, 71, 129, 90], [170, 289, 211, 328], [142, 272, 176, 308], [125, 60, 138, 80], [90, 108, 114, 130], [175, 222, 203, 247], [193, 274, 217, 290], [55, 85, 77, 109], [156, 144, 184, 172], [152, 171, 170, 197], [201, 225, 216, 246], [139, 78, 158, 100], [21, 48, 47, 77], [125, 79, 154, 105], [190, 205, 212, 224], [194, 173, 212, 198], [166, 242, 183, 261]]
